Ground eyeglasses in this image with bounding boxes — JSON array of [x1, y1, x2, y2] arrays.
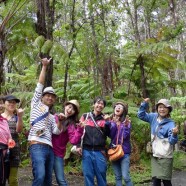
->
[[115, 105, 124, 109]]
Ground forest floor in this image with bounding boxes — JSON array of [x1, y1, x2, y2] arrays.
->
[[5, 148, 186, 186], [15, 166, 186, 186]]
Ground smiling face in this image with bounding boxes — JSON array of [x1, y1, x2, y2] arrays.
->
[[4, 100, 17, 113], [157, 104, 170, 118], [41, 93, 56, 107], [93, 100, 105, 115], [114, 104, 124, 116], [64, 104, 77, 118]]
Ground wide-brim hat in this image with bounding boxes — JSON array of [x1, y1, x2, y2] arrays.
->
[[65, 100, 80, 113], [155, 99, 173, 112], [4, 95, 20, 103], [42, 87, 57, 97], [114, 101, 128, 115]]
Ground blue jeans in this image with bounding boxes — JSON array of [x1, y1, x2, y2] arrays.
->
[[82, 149, 107, 186], [112, 154, 133, 186], [53, 155, 68, 186], [29, 144, 54, 186]]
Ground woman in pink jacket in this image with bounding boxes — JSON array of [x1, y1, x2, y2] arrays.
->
[[0, 115, 15, 186], [52, 100, 83, 186]]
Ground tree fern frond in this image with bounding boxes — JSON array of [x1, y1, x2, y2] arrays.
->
[[41, 40, 53, 54], [34, 35, 45, 49]]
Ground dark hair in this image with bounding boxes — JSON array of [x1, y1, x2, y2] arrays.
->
[[157, 105, 171, 118], [93, 96, 106, 107], [62, 103, 79, 132], [111, 102, 128, 122], [0, 96, 4, 102], [111, 107, 127, 123]]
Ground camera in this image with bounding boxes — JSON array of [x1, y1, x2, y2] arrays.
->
[[36, 127, 46, 137]]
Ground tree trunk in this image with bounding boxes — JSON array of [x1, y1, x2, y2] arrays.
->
[[0, 36, 7, 94], [90, 15, 102, 94], [35, 0, 55, 87], [138, 55, 148, 98], [0, 35, 6, 93], [103, 56, 114, 96], [125, 0, 150, 98], [168, 0, 179, 96]]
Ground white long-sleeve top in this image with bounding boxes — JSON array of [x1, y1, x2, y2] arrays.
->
[[28, 83, 61, 147]]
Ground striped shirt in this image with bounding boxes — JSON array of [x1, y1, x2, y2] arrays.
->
[[28, 83, 61, 147]]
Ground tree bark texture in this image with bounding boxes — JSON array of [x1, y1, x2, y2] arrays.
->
[[103, 56, 114, 95], [138, 55, 148, 98], [0, 36, 5, 93], [35, 0, 55, 87]]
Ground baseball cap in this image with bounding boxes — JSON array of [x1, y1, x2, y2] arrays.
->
[[42, 87, 57, 97], [4, 95, 20, 103]]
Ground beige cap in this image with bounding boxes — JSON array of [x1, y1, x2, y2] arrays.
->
[[65, 100, 80, 113], [114, 101, 128, 115], [156, 99, 172, 112]]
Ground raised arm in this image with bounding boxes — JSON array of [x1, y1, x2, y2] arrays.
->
[[31, 58, 52, 107], [137, 98, 151, 122], [16, 108, 24, 133], [38, 58, 51, 85]]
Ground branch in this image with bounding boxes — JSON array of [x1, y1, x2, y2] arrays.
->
[[127, 60, 138, 95], [0, 0, 29, 34], [5, 14, 26, 38]]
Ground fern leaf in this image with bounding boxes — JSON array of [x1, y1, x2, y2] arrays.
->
[[34, 35, 45, 49]]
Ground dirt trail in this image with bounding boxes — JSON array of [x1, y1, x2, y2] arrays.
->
[[16, 166, 186, 186]]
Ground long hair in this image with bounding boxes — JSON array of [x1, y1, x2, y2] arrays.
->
[[110, 112, 126, 123], [111, 104, 128, 123], [62, 104, 79, 132]]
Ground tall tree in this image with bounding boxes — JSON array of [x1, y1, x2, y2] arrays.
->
[[35, 0, 55, 87]]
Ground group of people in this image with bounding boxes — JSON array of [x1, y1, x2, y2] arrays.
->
[[0, 57, 179, 186], [26, 58, 133, 186]]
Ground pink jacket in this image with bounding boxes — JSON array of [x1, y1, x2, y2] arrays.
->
[[0, 115, 11, 145], [52, 123, 83, 158]]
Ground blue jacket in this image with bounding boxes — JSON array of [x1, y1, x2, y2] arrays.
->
[[106, 121, 131, 154], [137, 101, 178, 145]]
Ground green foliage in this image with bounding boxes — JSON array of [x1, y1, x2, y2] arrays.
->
[[34, 36, 45, 49], [5, 64, 37, 92], [113, 85, 128, 98], [159, 23, 184, 41], [1, 1, 186, 183], [173, 151, 186, 171], [170, 96, 186, 123], [20, 159, 30, 168], [49, 43, 68, 63], [131, 159, 151, 185], [41, 40, 53, 54]]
